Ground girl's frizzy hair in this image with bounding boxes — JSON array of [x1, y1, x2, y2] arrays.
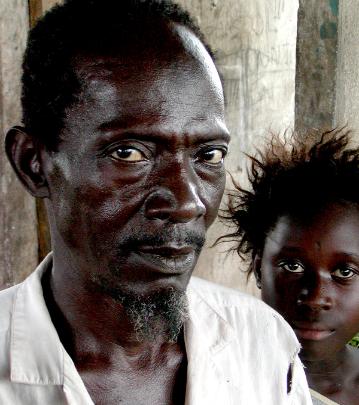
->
[[221, 128, 359, 274]]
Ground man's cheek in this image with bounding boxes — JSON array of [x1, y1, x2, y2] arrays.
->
[[203, 182, 226, 224], [84, 192, 146, 228]]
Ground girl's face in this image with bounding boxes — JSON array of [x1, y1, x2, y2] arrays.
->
[[257, 203, 359, 361]]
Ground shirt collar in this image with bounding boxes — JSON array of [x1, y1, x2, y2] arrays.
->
[[10, 255, 234, 386], [186, 278, 235, 357], [184, 279, 237, 405], [10, 253, 64, 385]]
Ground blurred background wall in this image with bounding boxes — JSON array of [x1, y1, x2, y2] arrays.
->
[[2, 0, 355, 295], [0, 0, 37, 289]]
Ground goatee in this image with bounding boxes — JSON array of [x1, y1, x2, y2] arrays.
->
[[94, 277, 188, 342]]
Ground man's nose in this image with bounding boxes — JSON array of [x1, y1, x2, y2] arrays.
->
[[144, 162, 206, 223], [296, 271, 333, 311]]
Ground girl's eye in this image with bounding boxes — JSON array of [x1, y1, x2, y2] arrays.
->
[[110, 147, 146, 162], [279, 261, 305, 273], [332, 267, 357, 279], [199, 148, 226, 165]]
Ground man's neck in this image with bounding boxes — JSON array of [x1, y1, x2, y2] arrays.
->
[[43, 257, 185, 356], [41, 255, 188, 404]]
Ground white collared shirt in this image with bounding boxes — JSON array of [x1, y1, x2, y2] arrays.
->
[[0, 254, 312, 404]]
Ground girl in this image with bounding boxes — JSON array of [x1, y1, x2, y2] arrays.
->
[[224, 129, 359, 405]]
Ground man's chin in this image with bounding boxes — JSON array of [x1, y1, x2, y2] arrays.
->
[[92, 275, 189, 343], [122, 287, 189, 343]]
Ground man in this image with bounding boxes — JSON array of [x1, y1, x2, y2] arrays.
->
[[1, 0, 312, 403]]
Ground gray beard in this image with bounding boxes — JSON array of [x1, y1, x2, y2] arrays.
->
[[93, 277, 189, 342], [117, 288, 188, 343]]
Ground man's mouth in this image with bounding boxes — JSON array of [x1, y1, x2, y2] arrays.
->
[[135, 245, 196, 275], [292, 321, 335, 341]]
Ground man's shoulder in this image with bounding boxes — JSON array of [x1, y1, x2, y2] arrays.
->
[[186, 279, 311, 404], [188, 276, 299, 347], [189, 275, 272, 314]]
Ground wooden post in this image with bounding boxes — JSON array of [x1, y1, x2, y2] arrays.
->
[[295, 0, 338, 132], [335, 0, 359, 133], [28, 0, 53, 262], [29, 0, 43, 27]]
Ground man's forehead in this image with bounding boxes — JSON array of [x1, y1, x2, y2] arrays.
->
[[96, 115, 230, 140], [61, 24, 227, 143], [76, 59, 203, 97], [71, 55, 224, 124], [73, 23, 221, 97]]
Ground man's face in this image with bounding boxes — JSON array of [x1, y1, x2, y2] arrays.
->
[[44, 26, 229, 296]]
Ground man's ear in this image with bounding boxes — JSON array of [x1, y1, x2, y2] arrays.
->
[[5, 126, 49, 198], [252, 253, 262, 289]]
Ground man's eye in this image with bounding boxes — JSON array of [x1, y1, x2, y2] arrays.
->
[[279, 261, 305, 273], [110, 147, 146, 162], [199, 148, 226, 165], [332, 267, 357, 279]]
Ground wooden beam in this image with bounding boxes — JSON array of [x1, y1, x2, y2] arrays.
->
[[28, 0, 53, 261], [28, 0, 43, 27], [295, 0, 338, 132]]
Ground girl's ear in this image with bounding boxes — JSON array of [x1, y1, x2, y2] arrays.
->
[[252, 253, 262, 289], [5, 126, 49, 198]]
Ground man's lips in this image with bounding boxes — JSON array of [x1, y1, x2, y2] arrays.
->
[[138, 245, 194, 256], [292, 321, 335, 341], [134, 245, 196, 275]]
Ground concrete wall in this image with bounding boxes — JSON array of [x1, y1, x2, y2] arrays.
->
[[0, 0, 38, 289], [335, 0, 359, 132]]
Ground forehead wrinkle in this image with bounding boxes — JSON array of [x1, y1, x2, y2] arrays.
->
[[73, 32, 222, 105], [64, 40, 225, 146], [94, 98, 225, 136], [75, 47, 199, 92], [78, 66, 210, 112], [80, 82, 223, 138]]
